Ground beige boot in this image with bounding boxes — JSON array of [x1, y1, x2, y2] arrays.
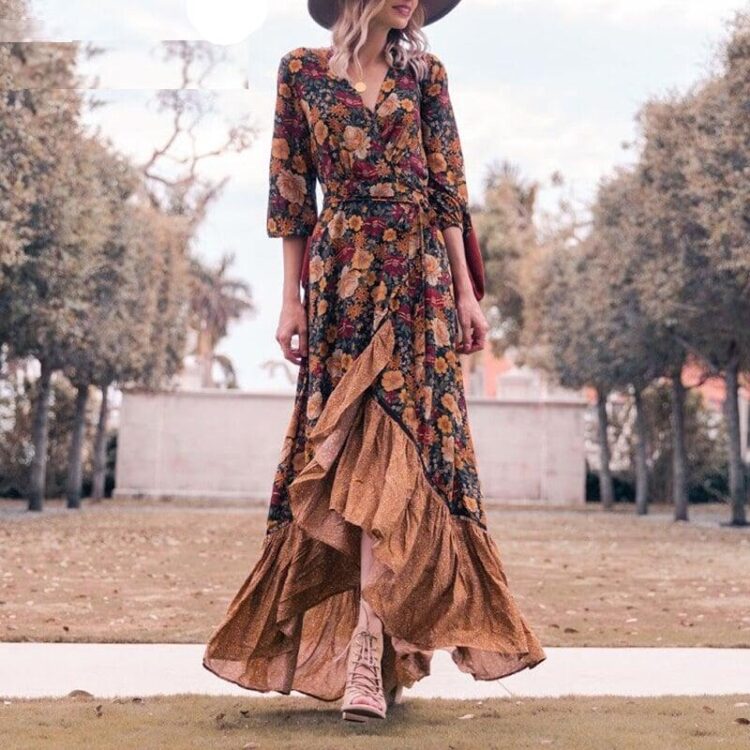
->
[[340, 608, 387, 721]]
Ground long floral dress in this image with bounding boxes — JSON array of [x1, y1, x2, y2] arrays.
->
[[203, 45, 546, 700]]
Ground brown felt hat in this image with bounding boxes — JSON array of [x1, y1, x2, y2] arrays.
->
[[307, 0, 462, 29]]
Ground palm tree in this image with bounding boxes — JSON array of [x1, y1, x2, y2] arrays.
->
[[188, 252, 254, 388]]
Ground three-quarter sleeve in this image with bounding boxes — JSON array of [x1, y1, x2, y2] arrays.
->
[[266, 51, 319, 238], [419, 53, 471, 233]]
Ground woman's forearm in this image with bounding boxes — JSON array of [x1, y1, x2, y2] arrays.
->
[[441, 225, 473, 299], [281, 236, 307, 303]]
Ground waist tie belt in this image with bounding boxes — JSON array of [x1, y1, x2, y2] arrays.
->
[[299, 179, 432, 288]]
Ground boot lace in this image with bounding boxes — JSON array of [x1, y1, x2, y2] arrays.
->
[[333, 608, 383, 698], [347, 630, 382, 694]]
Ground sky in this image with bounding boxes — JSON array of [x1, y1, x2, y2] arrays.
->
[[23, 0, 748, 392]]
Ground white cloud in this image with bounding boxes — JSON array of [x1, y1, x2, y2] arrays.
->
[[31, 0, 195, 41], [28, 0, 303, 41], [75, 41, 250, 89], [452, 81, 633, 216], [475, 0, 744, 29]]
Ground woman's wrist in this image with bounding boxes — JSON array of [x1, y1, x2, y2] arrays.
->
[[453, 277, 475, 300]]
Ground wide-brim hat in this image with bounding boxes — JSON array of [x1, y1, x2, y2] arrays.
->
[[308, 0, 462, 29]]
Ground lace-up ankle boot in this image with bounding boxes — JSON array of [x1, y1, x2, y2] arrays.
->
[[341, 609, 387, 721]]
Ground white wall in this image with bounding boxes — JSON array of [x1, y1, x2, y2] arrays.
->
[[114, 390, 587, 505]]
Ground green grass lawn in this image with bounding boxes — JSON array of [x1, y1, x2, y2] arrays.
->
[[2, 694, 749, 750]]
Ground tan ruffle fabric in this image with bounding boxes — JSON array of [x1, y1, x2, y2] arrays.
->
[[203, 315, 546, 701]]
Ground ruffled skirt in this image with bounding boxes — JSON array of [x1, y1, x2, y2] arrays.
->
[[202, 309, 546, 701]]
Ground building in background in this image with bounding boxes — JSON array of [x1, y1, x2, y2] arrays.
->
[[115, 347, 588, 505]]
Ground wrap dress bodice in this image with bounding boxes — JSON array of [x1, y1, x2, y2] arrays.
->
[[266, 45, 471, 240]]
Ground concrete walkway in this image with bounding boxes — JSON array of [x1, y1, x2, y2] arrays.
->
[[1, 644, 749, 699]]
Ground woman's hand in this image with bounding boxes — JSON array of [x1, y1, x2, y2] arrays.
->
[[276, 298, 308, 365], [454, 290, 489, 354], [440, 225, 489, 354]]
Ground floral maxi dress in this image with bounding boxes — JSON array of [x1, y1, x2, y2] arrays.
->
[[202, 46, 546, 700]]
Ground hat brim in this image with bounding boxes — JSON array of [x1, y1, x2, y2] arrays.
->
[[308, 0, 462, 30]]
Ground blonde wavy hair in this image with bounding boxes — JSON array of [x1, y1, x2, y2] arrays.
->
[[328, 0, 432, 84]]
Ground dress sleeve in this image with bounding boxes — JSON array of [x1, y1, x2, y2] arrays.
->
[[266, 51, 319, 238], [419, 54, 471, 233]]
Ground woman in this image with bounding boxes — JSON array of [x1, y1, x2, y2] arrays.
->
[[203, 0, 546, 722]]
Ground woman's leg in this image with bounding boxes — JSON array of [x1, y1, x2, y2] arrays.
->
[[342, 530, 385, 711], [359, 530, 383, 631], [360, 531, 402, 706]]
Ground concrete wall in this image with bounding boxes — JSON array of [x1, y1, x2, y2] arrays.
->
[[114, 390, 587, 505]]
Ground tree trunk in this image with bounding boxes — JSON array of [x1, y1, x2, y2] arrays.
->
[[724, 355, 747, 526], [670, 373, 689, 522], [65, 383, 89, 510], [28, 360, 54, 512], [633, 386, 649, 516], [91, 384, 110, 501], [596, 389, 614, 509], [197, 328, 214, 388]]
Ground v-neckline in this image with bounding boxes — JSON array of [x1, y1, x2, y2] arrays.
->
[[327, 46, 393, 117]]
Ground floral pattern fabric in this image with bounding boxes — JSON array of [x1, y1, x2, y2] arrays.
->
[[265, 46, 485, 533]]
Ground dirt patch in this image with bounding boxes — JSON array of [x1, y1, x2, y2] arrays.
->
[[0, 498, 748, 647]]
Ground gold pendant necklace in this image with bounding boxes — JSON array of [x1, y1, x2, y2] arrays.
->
[[352, 56, 367, 92]]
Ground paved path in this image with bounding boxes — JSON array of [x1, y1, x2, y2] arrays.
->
[[1, 644, 748, 699]]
